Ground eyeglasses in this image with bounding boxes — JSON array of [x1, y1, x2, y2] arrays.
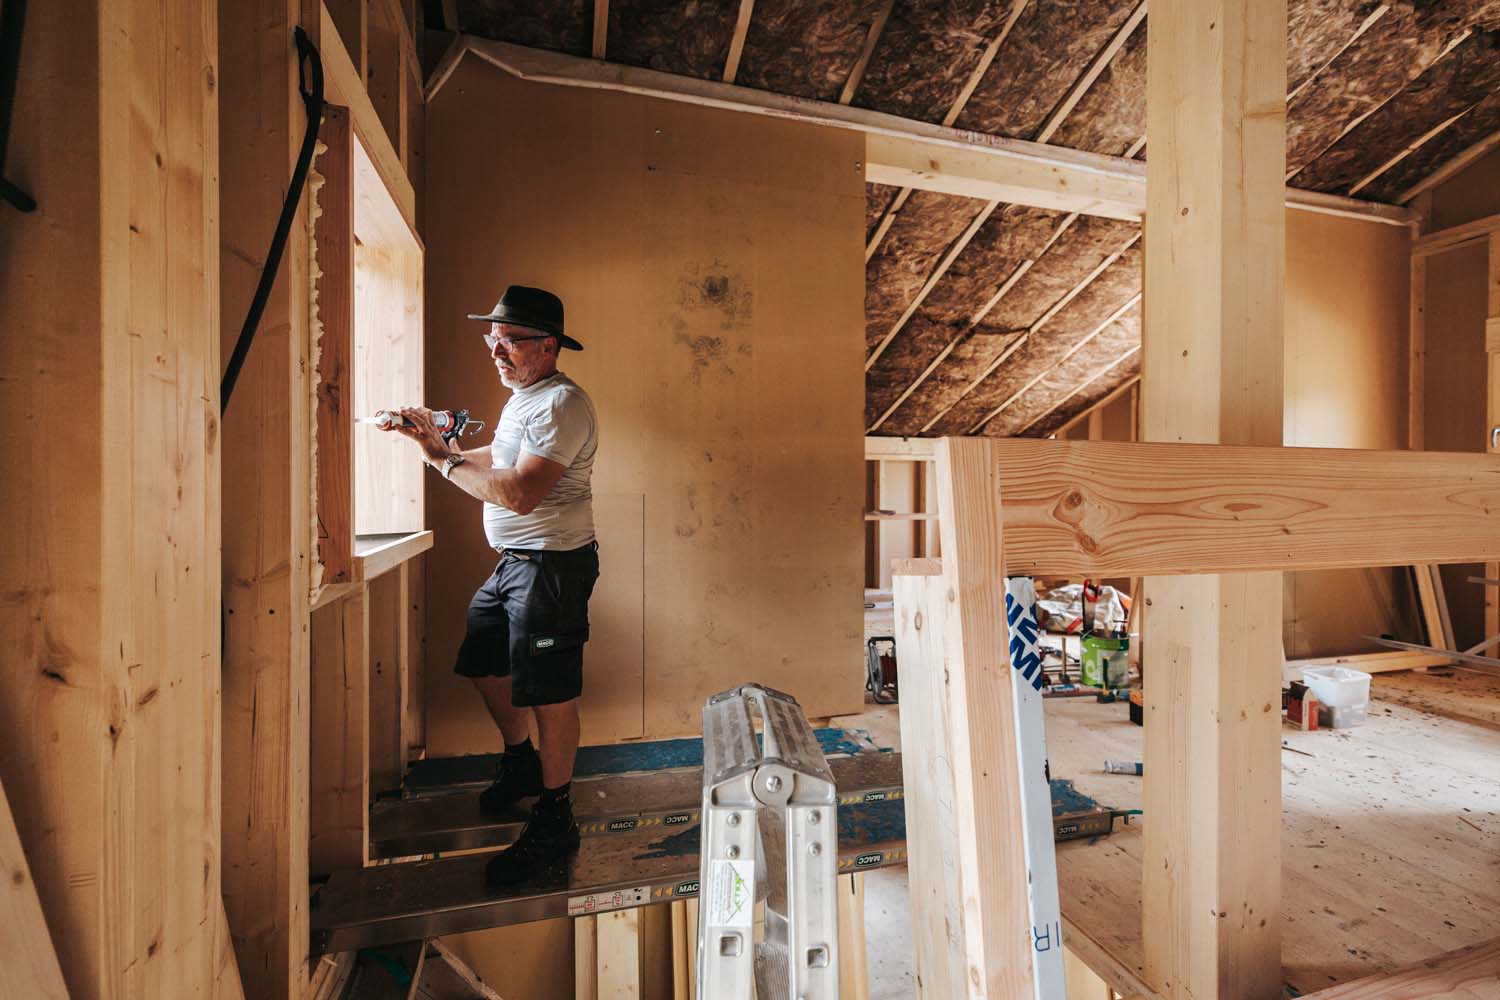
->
[[483, 331, 552, 351]]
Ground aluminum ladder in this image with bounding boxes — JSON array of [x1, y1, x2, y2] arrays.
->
[[696, 684, 839, 1000]]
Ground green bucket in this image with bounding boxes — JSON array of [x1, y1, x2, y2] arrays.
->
[[1081, 632, 1129, 689]]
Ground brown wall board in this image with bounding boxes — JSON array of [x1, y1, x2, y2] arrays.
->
[[1429, 143, 1500, 228], [954, 252, 1142, 436], [863, 190, 989, 356], [607, 0, 740, 79], [736, 0, 890, 101], [457, 0, 590, 55], [1285, 3, 1479, 174], [989, 308, 1140, 435], [864, 204, 1066, 425], [954, 0, 1137, 139], [1048, 25, 1145, 156], [865, 182, 901, 241], [1363, 87, 1500, 201], [1293, 29, 1500, 193], [424, 62, 866, 749], [851, 0, 1016, 123]]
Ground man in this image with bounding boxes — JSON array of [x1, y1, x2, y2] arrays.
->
[[388, 285, 598, 886]]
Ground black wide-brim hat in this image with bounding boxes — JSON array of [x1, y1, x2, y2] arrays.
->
[[468, 284, 584, 351]]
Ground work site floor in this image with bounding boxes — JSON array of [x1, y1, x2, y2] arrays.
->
[[836, 666, 1500, 997]]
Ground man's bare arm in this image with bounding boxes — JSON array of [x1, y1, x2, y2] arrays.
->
[[444, 449, 566, 514]]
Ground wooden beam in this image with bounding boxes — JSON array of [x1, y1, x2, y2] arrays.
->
[[1050, 370, 1142, 438], [1348, 106, 1471, 197], [722, 0, 754, 84], [596, 908, 643, 995], [1396, 129, 1500, 204], [319, 0, 418, 242], [354, 529, 435, 581], [892, 439, 1036, 997], [1411, 213, 1500, 258], [309, 589, 370, 875], [1284, 649, 1455, 673], [865, 436, 937, 461], [220, 3, 313, 994], [983, 441, 1500, 577], [0, 776, 67, 998], [592, 0, 608, 59], [1142, 3, 1285, 998], [1300, 937, 1500, 998], [838, 0, 895, 105], [439, 37, 1415, 226], [314, 107, 357, 593]]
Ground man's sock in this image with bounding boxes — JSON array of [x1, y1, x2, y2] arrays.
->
[[538, 782, 572, 815], [504, 736, 535, 757]]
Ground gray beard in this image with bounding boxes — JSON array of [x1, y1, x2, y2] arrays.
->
[[498, 371, 523, 390]]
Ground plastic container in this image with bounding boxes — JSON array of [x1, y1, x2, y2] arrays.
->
[[1299, 665, 1372, 708]]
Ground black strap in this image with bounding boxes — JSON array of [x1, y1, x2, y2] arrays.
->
[[220, 26, 325, 414]]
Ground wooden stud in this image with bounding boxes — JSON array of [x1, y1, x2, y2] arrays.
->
[[325, 0, 369, 81], [1396, 131, 1500, 205], [596, 908, 643, 997], [1142, 3, 1286, 999], [592, 0, 609, 59], [1411, 214, 1500, 258], [1487, 231, 1500, 640], [368, 568, 408, 795], [576, 914, 599, 999], [219, 2, 312, 994], [0, 776, 67, 998], [1050, 371, 1142, 438], [722, 0, 755, 84], [1284, 649, 1455, 673], [838, 0, 894, 106], [892, 439, 1036, 998], [836, 874, 871, 1000], [314, 106, 357, 591], [309, 589, 371, 875], [405, 554, 428, 757]]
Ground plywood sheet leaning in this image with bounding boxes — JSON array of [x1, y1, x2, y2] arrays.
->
[[607, 0, 741, 79], [735, 0, 890, 101], [1293, 29, 1500, 194], [954, 0, 1137, 138], [456, 0, 591, 55], [864, 191, 990, 357], [850, 0, 1017, 123]]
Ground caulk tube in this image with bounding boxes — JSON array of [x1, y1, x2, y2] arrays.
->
[[359, 409, 459, 429]]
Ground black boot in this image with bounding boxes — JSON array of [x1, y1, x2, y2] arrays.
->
[[478, 741, 543, 816], [484, 790, 580, 886]]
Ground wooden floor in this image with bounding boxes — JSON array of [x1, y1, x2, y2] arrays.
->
[[1049, 667, 1500, 996]]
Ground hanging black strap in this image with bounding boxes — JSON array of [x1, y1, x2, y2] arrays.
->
[[220, 26, 326, 414]]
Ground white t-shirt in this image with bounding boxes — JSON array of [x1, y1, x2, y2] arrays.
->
[[483, 372, 597, 551]]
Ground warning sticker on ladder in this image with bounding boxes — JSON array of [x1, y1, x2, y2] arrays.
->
[[704, 860, 755, 928]]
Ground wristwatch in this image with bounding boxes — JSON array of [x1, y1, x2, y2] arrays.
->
[[439, 453, 466, 480]]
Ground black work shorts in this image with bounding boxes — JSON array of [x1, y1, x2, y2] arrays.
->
[[454, 541, 600, 706]]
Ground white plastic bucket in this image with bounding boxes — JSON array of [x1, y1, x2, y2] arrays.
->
[[1300, 665, 1372, 709]]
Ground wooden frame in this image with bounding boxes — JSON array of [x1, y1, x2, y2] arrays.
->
[[895, 436, 1497, 996]]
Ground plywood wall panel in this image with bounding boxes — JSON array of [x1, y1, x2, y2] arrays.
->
[[423, 61, 864, 751]]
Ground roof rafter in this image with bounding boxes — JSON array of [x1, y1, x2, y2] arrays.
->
[[592, 0, 608, 59], [1022, 347, 1141, 436], [1049, 371, 1141, 437], [722, 0, 755, 84]]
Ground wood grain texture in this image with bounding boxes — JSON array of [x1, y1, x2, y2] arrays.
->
[[219, 3, 313, 993], [1142, 4, 1285, 999], [988, 440, 1500, 577], [309, 589, 371, 875], [954, 0, 1137, 139], [928, 438, 1035, 997], [734, 0, 889, 101], [1300, 938, 1500, 999], [368, 568, 408, 796], [315, 107, 357, 589], [0, 777, 66, 998]]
